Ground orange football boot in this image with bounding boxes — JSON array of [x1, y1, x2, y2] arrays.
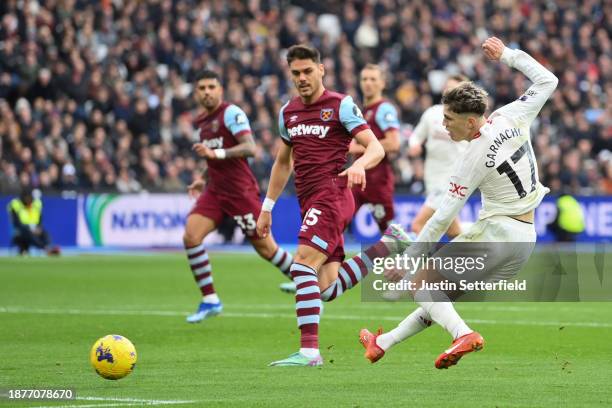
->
[[359, 328, 386, 363], [435, 331, 484, 369]]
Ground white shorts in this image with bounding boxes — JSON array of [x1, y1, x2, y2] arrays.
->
[[423, 188, 446, 210], [433, 215, 537, 283]]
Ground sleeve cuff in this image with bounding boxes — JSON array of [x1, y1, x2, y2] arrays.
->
[[500, 47, 517, 66], [280, 137, 292, 146], [234, 130, 252, 139], [350, 124, 370, 137]]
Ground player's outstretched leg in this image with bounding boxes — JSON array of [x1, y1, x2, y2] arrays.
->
[[251, 235, 296, 293], [184, 215, 222, 323], [359, 307, 433, 363], [415, 290, 483, 368], [320, 224, 412, 301]]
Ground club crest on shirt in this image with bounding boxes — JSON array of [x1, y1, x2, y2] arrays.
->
[[320, 108, 334, 121], [365, 110, 374, 121], [211, 119, 219, 132]]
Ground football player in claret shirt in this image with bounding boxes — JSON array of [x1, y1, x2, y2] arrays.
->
[[184, 70, 294, 323], [349, 63, 400, 233], [256, 45, 412, 367], [359, 37, 558, 369]]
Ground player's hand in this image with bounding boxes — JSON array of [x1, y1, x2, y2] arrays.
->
[[256, 211, 272, 238], [408, 144, 422, 158], [192, 143, 216, 159], [187, 179, 205, 199], [339, 163, 366, 191], [482, 37, 505, 61]]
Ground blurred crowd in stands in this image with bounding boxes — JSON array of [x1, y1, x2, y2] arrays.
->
[[0, 0, 610, 197]]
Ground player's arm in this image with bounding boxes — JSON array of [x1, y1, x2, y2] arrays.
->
[[415, 143, 488, 244], [408, 107, 431, 157], [193, 105, 256, 160], [265, 141, 293, 202], [483, 37, 559, 125], [222, 133, 255, 158], [338, 96, 384, 190], [343, 128, 384, 190], [256, 107, 294, 238]]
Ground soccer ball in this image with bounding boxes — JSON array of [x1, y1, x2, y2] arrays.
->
[[90, 335, 137, 380]]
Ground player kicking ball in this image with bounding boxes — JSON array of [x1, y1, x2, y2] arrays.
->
[[359, 37, 558, 368], [184, 70, 294, 323], [257, 45, 412, 367]]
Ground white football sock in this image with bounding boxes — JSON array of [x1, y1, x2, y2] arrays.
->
[[418, 301, 472, 340], [202, 294, 220, 304], [299, 348, 320, 358], [376, 307, 432, 351]]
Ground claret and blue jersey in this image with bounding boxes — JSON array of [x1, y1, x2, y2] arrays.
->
[[278, 90, 370, 198], [193, 101, 259, 196]]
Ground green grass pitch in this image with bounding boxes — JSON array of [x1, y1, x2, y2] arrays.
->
[[1, 253, 611, 407]]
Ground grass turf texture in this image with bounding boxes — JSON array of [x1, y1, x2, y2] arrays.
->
[[1, 253, 611, 407]]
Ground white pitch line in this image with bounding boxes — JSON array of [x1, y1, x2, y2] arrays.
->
[[78, 397, 196, 404], [1, 305, 611, 328], [30, 396, 196, 408], [229, 303, 607, 314]]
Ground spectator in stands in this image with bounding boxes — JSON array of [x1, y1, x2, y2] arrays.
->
[[0, 0, 608, 198]]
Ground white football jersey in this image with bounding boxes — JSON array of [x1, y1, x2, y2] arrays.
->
[[417, 47, 559, 243], [410, 105, 468, 192]]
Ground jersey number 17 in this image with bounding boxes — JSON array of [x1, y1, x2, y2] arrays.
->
[[496, 141, 537, 198]]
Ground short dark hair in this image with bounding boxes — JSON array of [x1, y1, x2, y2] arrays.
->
[[286, 45, 321, 64], [442, 82, 488, 115], [194, 69, 221, 84]]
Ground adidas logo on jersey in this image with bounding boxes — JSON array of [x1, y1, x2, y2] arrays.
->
[[202, 136, 224, 149], [287, 124, 330, 139]]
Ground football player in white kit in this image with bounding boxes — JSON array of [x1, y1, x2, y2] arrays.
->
[[409, 74, 469, 238], [359, 37, 558, 369]]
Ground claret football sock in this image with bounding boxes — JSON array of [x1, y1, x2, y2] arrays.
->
[[185, 243, 215, 297], [291, 263, 321, 351], [268, 246, 294, 278], [320, 252, 371, 301]]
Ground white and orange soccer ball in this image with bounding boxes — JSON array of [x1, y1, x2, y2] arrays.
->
[[90, 335, 137, 380]]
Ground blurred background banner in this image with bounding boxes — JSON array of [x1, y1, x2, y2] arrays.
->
[[1, 194, 610, 248], [76, 194, 193, 247]]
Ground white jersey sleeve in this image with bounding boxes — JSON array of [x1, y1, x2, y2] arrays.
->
[[409, 107, 432, 147], [416, 140, 489, 243], [494, 48, 559, 126]]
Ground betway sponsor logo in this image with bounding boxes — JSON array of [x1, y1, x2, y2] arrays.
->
[[287, 124, 330, 139], [202, 136, 223, 149]]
